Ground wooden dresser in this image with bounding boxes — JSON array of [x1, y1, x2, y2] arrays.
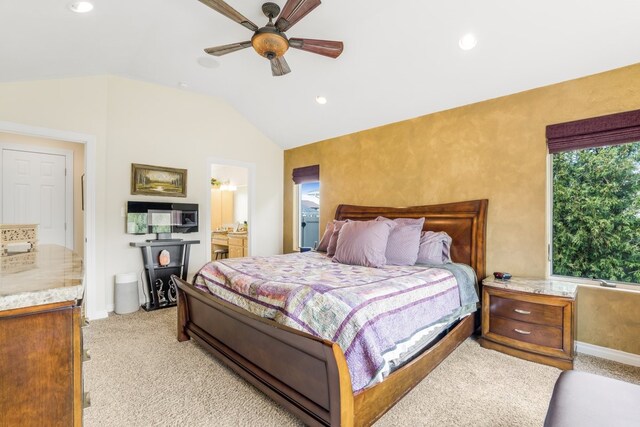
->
[[480, 277, 577, 370], [0, 245, 87, 426]]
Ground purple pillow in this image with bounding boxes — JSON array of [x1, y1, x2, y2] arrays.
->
[[376, 216, 425, 266], [326, 220, 347, 257], [417, 231, 452, 264], [332, 220, 395, 268], [316, 222, 334, 252]]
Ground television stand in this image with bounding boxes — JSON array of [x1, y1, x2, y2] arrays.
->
[[130, 239, 200, 311]]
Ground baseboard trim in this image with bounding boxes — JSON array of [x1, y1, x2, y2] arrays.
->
[[576, 341, 640, 367], [89, 309, 109, 321]]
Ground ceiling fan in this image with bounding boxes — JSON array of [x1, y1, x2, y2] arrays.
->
[[198, 0, 344, 76]]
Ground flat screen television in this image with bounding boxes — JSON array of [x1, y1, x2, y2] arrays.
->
[[127, 201, 198, 238]]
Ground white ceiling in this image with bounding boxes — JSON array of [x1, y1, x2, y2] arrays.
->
[[1, 0, 640, 149]]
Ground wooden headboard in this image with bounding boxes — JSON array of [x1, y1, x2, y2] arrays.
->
[[335, 199, 488, 280]]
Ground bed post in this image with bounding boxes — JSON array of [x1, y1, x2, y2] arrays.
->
[[332, 343, 355, 427], [175, 278, 190, 342]]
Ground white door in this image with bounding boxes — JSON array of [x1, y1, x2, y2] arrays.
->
[[2, 149, 68, 247]]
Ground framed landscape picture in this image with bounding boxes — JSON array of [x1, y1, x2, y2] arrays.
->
[[131, 163, 187, 197]]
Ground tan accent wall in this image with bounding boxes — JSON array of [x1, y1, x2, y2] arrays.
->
[[0, 132, 85, 256], [284, 63, 640, 355]]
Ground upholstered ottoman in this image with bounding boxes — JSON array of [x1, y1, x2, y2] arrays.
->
[[545, 370, 640, 426]]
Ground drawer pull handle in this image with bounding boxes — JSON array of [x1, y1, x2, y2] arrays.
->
[[514, 309, 531, 315], [83, 392, 91, 408], [514, 328, 531, 335]]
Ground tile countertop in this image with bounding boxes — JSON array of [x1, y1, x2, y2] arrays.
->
[[483, 276, 578, 299], [0, 244, 84, 311]]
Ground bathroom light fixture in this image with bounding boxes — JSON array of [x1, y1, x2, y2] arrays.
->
[[220, 180, 237, 192], [68, 1, 94, 13], [315, 96, 327, 105], [459, 33, 478, 51]]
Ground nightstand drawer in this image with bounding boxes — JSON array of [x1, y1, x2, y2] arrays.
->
[[490, 295, 563, 327], [490, 316, 562, 349]]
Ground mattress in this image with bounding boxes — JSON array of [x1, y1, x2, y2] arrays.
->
[[193, 251, 478, 392]]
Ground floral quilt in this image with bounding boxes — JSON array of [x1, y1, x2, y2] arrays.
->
[[194, 251, 476, 392]]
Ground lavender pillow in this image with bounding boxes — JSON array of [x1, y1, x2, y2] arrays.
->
[[326, 220, 347, 257], [376, 216, 425, 266], [332, 220, 395, 268], [316, 222, 334, 252], [416, 231, 452, 264]]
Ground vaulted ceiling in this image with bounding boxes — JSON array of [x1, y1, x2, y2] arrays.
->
[[1, 0, 639, 148]]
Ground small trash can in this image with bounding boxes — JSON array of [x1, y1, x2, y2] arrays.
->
[[114, 272, 140, 314]]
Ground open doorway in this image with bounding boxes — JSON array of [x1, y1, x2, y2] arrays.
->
[[210, 163, 250, 261], [0, 132, 85, 254], [0, 121, 98, 319]]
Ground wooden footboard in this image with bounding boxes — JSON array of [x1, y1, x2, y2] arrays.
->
[[175, 277, 474, 427], [175, 277, 353, 426]]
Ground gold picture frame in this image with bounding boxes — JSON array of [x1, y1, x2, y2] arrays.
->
[[131, 163, 187, 197]]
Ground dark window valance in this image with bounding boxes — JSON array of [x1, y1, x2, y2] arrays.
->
[[546, 108, 640, 154], [292, 165, 319, 184]]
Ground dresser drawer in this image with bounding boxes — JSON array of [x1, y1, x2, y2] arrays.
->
[[489, 315, 563, 349], [490, 295, 563, 327], [212, 238, 228, 246]]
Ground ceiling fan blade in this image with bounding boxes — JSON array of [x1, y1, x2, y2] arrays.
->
[[288, 38, 344, 58], [204, 41, 252, 56], [270, 56, 291, 77], [275, 0, 321, 32], [198, 0, 259, 31]]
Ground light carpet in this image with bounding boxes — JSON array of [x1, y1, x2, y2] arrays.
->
[[83, 309, 640, 427]]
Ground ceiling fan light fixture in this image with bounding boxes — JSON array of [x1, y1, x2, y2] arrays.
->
[[68, 1, 94, 13], [251, 32, 289, 59]]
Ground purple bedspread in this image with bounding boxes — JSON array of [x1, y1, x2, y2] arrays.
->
[[193, 251, 464, 392]]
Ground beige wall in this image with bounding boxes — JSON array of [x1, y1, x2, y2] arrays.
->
[[0, 132, 85, 255], [284, 63, 640, 355], [0, 75, 283, 318]]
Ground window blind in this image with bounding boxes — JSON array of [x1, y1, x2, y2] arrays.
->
[[292, 164, 319, 184], [546, 108, 640, 154]]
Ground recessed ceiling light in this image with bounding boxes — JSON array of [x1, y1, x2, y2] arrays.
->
[[68, 1, 94, 13], [315, 96, 327, 105], [197, 56, 220, 69], [178, 82, 189, 89], [458, 33, 477, 51]]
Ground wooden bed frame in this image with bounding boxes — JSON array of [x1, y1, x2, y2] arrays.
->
[[175, 199, 488, 426]]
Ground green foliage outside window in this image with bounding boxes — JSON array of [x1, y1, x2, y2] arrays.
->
[[552, 142, 640, 284]]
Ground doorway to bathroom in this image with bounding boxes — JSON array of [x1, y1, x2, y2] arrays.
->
[[209, 162, 250, 261]]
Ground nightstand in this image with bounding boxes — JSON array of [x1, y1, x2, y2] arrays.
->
[[479, 277, 578, 370]]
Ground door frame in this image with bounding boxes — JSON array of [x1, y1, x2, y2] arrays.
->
[[0, 121, 99, 319], [0, 143, 74, 250], [205, 157, 255, 260]]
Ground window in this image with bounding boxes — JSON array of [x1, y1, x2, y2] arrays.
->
[[298, 181, 320, 249], [292, 164, 320, 250], [552, 143, 640, 284], [548, 109, 640, 285]]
